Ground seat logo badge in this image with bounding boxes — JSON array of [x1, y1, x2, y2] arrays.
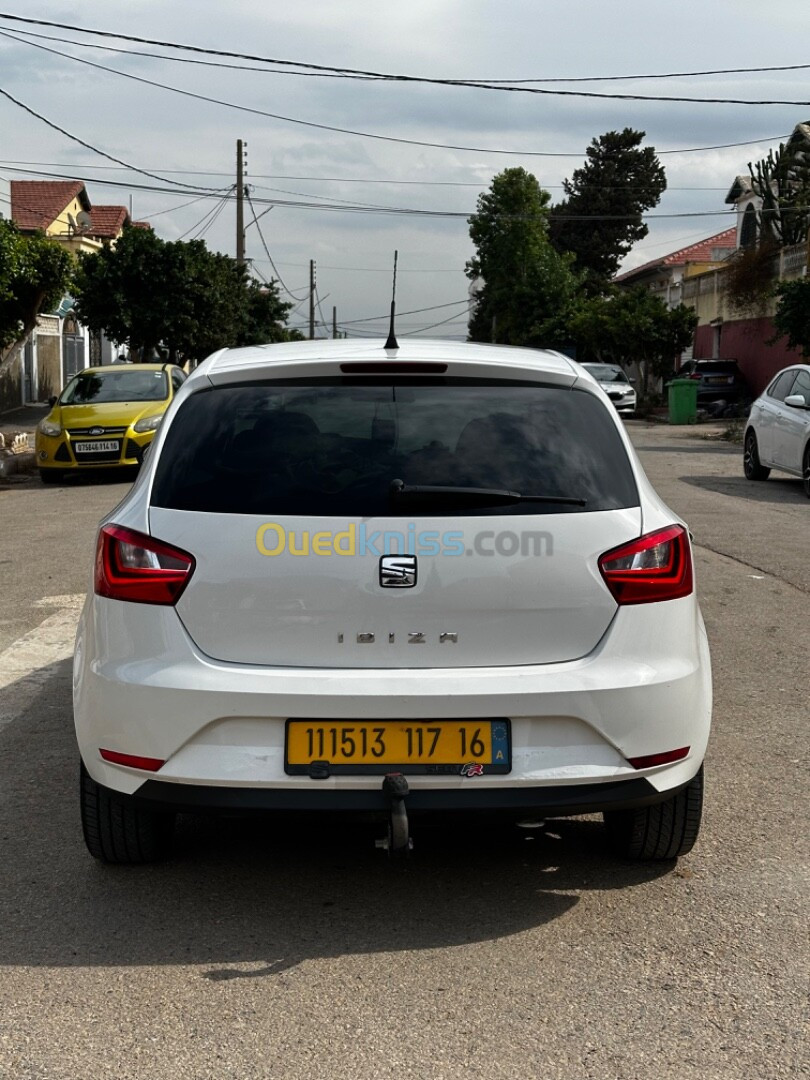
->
[[379, 554, 417, 588], [460, 763, 485, 777]]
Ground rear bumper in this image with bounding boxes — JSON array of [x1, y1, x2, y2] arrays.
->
[[74, 595, 712, 804], [133, 774, 680, 817]]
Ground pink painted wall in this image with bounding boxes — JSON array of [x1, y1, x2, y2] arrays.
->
[[692, 317, 803, 395]]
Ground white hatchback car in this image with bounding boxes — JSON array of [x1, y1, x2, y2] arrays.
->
[[74, 340, 711, 864], [743, 364, 810, 497]]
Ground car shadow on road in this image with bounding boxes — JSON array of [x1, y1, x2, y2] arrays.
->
[[634, 444, 741, 455], [38, 467, 139, 488], [680, 473, 807, 504], [0, 665, 673, 977]]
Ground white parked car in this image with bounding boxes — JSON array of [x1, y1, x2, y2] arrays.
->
[[581, 363, 636, 416], [74, 341, 711, 864], [744, 364, 810, 497]]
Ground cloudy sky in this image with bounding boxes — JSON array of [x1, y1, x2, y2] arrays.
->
[[0, 1, 808, 339]]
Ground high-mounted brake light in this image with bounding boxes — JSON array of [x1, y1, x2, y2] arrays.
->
[[339, 362, 448, 373], [94, 524, 194, 605], [598, 525, 693, 605]]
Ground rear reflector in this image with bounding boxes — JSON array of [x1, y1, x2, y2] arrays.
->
[[628, 747, 690, 770], [339, 362, 448, 373], [100, 749, 165, 772], [95, 524, 194, 605], [598, 524, 693, 605]]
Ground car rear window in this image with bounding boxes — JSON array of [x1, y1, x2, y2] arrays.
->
[[694, 361, 740, 374], [150, 379, 639, 516]]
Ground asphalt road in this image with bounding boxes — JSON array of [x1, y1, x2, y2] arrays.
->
[[0, 427, 808, 1080]]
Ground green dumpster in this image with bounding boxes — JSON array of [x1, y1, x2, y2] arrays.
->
[[668, 378, 698, 425]]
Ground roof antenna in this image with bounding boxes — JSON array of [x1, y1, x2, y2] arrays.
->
[[384, 250, 399, 351]]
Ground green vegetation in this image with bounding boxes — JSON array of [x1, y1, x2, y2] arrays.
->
[[771, 277, 810, 357], [72, 226, 297, 364], [0, 219, 72, 354], [549, 128, 666, 290]]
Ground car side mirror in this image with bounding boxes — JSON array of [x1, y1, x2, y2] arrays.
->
[[48, 396, 58, 407], [784, 394, 809, 409]]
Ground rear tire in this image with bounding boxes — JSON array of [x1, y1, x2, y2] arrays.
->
[[80, 761, 175, 864], [603, 766, 704, 861], [743, 431, 770, 481], [39, 469, 63, 484]]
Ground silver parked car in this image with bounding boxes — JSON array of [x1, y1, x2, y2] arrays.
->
[[581, 363, 636, 416], [743, 364, 810, 497]]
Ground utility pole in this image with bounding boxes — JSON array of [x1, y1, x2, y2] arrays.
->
[[309, 259, 316, 339], [236, 139, 247, 266], [332, 306, 338, 339]]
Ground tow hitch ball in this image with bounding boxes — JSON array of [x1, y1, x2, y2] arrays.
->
[[376, 772, 413, 856]]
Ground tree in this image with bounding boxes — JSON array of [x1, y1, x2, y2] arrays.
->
[[568, 287, 697, 398], [237, 279, 302, 346], [771, 278, 810, 357], [466, 167, 581, 348], [748, 139, 810, 247], [0, 219, 72, 356], [72, 226, 294, 363], [549, 129, 666, 289]]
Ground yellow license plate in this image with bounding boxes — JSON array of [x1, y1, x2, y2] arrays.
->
[[285, 720, 510, 775]]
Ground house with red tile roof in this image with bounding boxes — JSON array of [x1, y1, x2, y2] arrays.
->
[[10, 179, 104, 256], [3, 180, 142, 410], [614, 228, 738, 308], [10, 180, 144, 254]]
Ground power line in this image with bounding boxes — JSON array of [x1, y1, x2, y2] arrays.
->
[[7, 23, 810, 88], [140, 192, 220, 219], [176, 187, 234, 240], [0, 32, 803, 176], [401, 311, 472, 335], [252, 258, 463, 273], [1, 13, 809, 98], [338, 298, 470, 325], [1, 163, 745, 222], [0, 83, 225, 192], [245, 190, 309, 301], [0, 158, 776, 185]]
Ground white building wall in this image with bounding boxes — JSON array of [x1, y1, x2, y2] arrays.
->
[[0, 173, 11, 220]]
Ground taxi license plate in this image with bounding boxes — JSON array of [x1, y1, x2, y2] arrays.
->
[[285, 719, 511, 775], [74, 440, 120, 453]]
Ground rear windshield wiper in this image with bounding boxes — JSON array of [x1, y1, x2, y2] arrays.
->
[[389, 479, 586, 507]]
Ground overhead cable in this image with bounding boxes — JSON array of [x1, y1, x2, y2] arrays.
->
[[0, 84, 226, 193], [245, 191, 309, 301], [0, 31, 803, 172], [1, 13, 809, 98], [1, 164, 744, 222]]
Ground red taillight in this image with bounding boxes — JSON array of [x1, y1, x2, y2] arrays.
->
[[94, 524, 194, 605], [598, 525, 693, 605], [100, 748, 165, 772], [628, 747, 690, 770]]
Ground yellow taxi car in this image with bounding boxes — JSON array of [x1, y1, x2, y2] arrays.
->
[[36, 363, 186, 483]]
